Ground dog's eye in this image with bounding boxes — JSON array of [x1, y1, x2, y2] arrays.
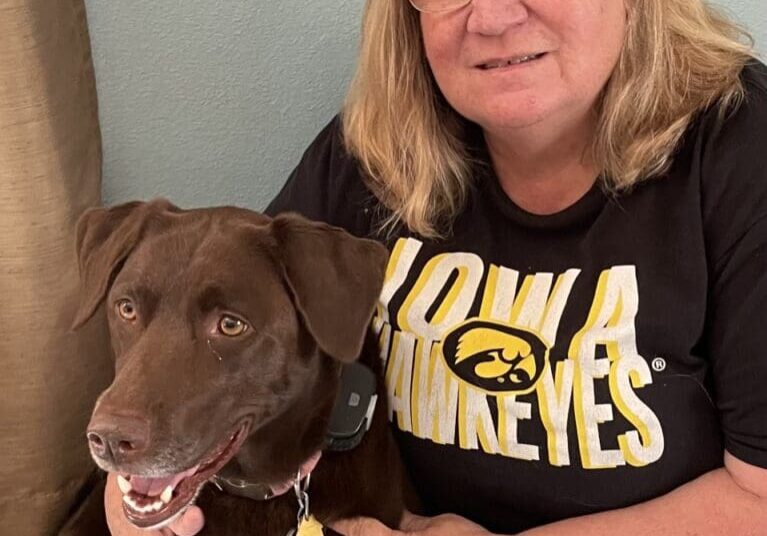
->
[[116, 299, 137, 321], [218, 315, 248, 337]]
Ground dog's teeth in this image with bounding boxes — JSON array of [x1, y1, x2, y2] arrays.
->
[[123, 494, 138, 511], [160, 485, 173, 504], [117, 475, 132, 494], [153, 500, 163, 511]]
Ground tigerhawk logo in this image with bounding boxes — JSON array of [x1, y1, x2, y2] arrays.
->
[[442, 319, 549, 394]]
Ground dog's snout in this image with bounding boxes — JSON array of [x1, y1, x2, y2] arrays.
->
[[87, 413, 150, 465]]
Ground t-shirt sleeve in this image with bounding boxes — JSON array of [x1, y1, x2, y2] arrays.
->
[[264, 115, 377, 238], [700, 62, 767, 468]]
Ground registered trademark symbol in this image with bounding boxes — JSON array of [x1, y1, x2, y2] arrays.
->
[[651, 357, 667, 372]]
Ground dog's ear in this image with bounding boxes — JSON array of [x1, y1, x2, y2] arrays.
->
[[71, 198, 176, 330], [271, 213, 388, 362]]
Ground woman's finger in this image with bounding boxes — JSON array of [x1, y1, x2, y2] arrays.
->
[[330, 516, 396, 536], [167, 505, 206, 536], [398, 511, 433, 532]]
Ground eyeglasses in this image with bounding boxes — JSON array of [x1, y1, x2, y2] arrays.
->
[[408, 0, 473, 14]]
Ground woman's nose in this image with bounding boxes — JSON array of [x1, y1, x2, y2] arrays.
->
[[466, 0, 529, 36]]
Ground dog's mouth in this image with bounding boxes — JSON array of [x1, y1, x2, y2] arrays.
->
[[117, 420, 251, 529]]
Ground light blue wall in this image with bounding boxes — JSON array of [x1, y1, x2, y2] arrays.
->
[[85, 0, 766, 209]]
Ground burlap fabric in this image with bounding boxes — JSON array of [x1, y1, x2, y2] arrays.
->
[[0, 1, 112, 534]]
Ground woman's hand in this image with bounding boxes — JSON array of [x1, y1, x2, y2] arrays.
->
[[104, 473, 206, 536], [331, 510, 492, 536], [107, 475, 490, 536]]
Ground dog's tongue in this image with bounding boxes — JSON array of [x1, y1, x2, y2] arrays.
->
[[129, 465, 199, 496]]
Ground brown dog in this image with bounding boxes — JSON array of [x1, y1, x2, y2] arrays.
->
[[73, 199, 409, 535]]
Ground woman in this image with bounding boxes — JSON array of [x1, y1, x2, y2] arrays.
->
[[107, 0, 767, 534]]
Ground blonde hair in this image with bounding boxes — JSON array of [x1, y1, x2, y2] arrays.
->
[[341, 0, 755, 237]]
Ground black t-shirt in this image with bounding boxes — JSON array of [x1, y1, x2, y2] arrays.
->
[[265, 61, 767, 533]]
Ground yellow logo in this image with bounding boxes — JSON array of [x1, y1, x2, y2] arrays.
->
[[442, 319, 549, 394]]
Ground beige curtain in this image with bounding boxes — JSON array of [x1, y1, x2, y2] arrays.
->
[[0, 1, 112, 534]]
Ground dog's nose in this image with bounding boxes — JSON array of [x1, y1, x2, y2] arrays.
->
[[87, 413, 150, 464]]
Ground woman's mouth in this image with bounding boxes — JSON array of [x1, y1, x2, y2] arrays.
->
[[116, 420, 251, 529], [478, 52, 547, 70]]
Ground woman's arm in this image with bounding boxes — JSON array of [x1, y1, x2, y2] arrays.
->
[[518, 451, 767, 535], [332, 451, 767, 536]]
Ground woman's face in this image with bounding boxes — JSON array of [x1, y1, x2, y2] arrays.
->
[[418, 0, 628, 132]]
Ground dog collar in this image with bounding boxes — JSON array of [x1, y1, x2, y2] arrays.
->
[[211, 451, 321, 502], [323, 362, 378, 452]]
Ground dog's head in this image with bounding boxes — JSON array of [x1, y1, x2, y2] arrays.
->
[[73, 199, 387, 528]]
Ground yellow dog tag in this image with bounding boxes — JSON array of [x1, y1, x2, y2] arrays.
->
[[296, 515, 325, 536]]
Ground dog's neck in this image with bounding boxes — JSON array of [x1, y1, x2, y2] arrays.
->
[[215, 353, 340, 498]]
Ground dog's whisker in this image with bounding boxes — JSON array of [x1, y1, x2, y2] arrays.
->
[[207, 339, 223, 362]]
